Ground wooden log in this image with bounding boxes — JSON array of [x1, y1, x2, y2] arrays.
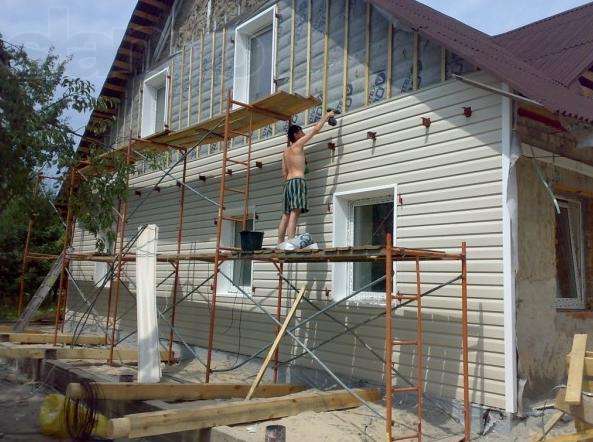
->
[[0, 333, 106, 345], [567, 335, 588, 405], [0, 345, 172, 361], [245, 286, 306, 400], [108, 388, 381, 439], [67, 383, 306, 401], [556, 388, 593, 426]]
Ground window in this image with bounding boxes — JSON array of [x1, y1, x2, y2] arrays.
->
[[141, 68, 169, 137], [555, 198, 585, 309], [219, 216, 254, 294], [93, 230, 115, 288], [351, 198, 394, 295], [332, 185, 397, 302], [233, 6, 277, 103]]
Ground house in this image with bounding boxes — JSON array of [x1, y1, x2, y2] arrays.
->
[[68, 0, 593, 416]]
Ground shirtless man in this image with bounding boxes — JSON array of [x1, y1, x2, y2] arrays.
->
[[278, 111, 335, 246]]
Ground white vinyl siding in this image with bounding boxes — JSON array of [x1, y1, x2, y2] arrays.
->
[[69, 71, 506, 409]]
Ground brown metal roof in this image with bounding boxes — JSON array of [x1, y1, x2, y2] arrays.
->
[[370, 0, 593, 123], [494, 2, 593, 88]]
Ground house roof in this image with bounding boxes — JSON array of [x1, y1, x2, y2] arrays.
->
[[370, 0, 593, 123], [494, 2, 593, 88]]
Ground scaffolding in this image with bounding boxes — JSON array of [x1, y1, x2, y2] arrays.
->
[[17, 90, 471, 441]]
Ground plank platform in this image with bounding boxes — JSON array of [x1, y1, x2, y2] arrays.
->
[[79, 91, 320, 176], [64, 245, 462, 265], [66, 382, 306, 401], [108, 388, 381, 439]]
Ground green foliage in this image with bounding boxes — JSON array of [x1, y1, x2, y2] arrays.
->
[[0, 189, 63, 312]]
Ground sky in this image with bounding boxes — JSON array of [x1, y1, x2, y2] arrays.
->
[[0, 0, 590, 138]]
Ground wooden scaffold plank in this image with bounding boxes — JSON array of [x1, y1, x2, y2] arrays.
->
[[0, 333, 106, 345]]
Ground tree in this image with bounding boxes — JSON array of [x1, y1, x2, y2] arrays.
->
[[0, 35, 147, 252], [0, 187, 63, 314]]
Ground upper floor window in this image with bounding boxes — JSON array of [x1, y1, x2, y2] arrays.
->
[[233, 6, 277, 103], [141, 68, 169, 138]]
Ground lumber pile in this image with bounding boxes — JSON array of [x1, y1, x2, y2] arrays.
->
[[106, 388, 380, 439], [531, 334, 593, 442]]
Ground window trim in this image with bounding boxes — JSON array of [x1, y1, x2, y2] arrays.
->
[[219, 206, 256, 295], [332, 184, 398, 303], [140, 67, 170, 138], [554, 197, 586, 310], [232, 5, 277, 104]]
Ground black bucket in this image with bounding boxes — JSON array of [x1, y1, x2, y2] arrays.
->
[[240, 231, 264, 251]]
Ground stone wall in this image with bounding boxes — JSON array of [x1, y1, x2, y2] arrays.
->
[[174, 0, 269, 49]]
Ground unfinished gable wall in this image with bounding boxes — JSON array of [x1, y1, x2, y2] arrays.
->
[[70, 2, 505, 409], [516, 156, 593, 400]]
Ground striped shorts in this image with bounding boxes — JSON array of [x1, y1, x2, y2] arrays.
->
[[283, 178, 308, 214]]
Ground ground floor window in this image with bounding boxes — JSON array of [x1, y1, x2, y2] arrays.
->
[[555, 197, 585, 309], [220, 216, 253, 294], [332, 185, 397, 302], [351, 197, 394, 295]]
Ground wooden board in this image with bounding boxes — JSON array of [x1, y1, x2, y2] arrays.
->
[[556, 388, 593, 426], [0, 344, 172, 361], [66, 383, 306, 401], [108, 388, 381, 439], [245, 286, 307, 400], [545, 428, 593, 442], [0, 333, 106, 345], [14, 252, 64, 332], [530, 410, 564, 442], [567, 335, 588, 405]]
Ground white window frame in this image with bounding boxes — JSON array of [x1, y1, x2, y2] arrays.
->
[[219, 207, 256, 295], [140, 67, 170, 138], [232, 5, 277, 104], [554, 197, 586, 309], [332, 184, 397, 303]]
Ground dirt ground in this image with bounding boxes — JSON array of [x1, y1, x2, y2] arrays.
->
[[0, 361, 55, 441], [0, 356, 583, 442]]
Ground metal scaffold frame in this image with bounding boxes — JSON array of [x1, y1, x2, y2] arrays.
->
[[16, 90, 472, 441]]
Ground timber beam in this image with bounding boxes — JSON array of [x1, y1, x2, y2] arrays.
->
[[0, 344, 174, 362], [66, 382, 306, 401], [108, 388, 381, 439], [0, 333, 106, 345]]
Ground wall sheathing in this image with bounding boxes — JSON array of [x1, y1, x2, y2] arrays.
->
[[307, 0, 325, 123], [368, 6, 388, 105], [70, 0, 509, 409], [346, 0, 367, 112]]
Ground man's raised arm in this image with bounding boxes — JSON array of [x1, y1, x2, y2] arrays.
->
[[297, 111, 335, 147]]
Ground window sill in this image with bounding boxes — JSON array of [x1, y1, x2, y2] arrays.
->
[[557, 309, 593, 319]]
